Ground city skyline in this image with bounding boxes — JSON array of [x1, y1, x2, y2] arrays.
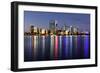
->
[[24, 11, 90, 32], [24, 11, 90, 61]]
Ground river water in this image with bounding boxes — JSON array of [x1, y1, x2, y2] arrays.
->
[[24, 35, 90, 62]]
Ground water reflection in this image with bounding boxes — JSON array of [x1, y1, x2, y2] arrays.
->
[[24, 35, 90, 62]]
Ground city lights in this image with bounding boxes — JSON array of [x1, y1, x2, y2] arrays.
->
[[24, 20, 90, 36]]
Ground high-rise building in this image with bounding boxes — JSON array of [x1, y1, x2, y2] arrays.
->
[[49, 20, 58, 35], [30, 25, 34, 34], [30, 25, 38, 35], [69, 26, 79, 35], [62, 24, 70, 31], [69, 26, 74, 34], [61, 24, 70, 35], [73, 27, 78, 34]]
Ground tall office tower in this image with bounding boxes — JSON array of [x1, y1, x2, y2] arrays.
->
[[30, 25, 38, 35], [62, 24, 67, 30], [73, 27, 78, 34], [62, 24, 70, 35], [30, 25, 34, 34], [49, 20, 58, 34], [62, 24, 70, 31], [69, 26, 74, 35]]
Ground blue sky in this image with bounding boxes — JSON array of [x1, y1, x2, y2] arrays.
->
[[24, 11, 90, 32]]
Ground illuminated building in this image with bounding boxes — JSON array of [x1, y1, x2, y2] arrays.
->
[[41, 29, 46, 35], [62, 24, 69, 30], [73, 27, 78, 35], [34, 27, 38, 34], [69, 26, 79, 35], [30, 25, 38, 35], [64, 30, 69, 35], [69, 26, 73, 35], [49, 20, 58, 35], [62, 24, 70, 35]]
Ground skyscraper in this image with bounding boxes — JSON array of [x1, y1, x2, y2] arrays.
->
[[30, 25, 34, 34], [69, 26, 73, 35], [49, 20, 58, 35]]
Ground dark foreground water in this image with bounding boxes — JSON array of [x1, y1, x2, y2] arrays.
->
[[24, 35, 90, 62]]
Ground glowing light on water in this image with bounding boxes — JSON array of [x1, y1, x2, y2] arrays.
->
[[54, 36, 58, 59], [24, 35, 90, 61]]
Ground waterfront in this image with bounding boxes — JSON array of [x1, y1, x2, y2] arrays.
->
[[24, 35, 90, 62]]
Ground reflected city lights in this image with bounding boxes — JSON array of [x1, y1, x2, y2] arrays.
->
[[24, 35, 90, 61]]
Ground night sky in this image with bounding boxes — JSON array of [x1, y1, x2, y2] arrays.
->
[[24, 11, 90, 32]]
